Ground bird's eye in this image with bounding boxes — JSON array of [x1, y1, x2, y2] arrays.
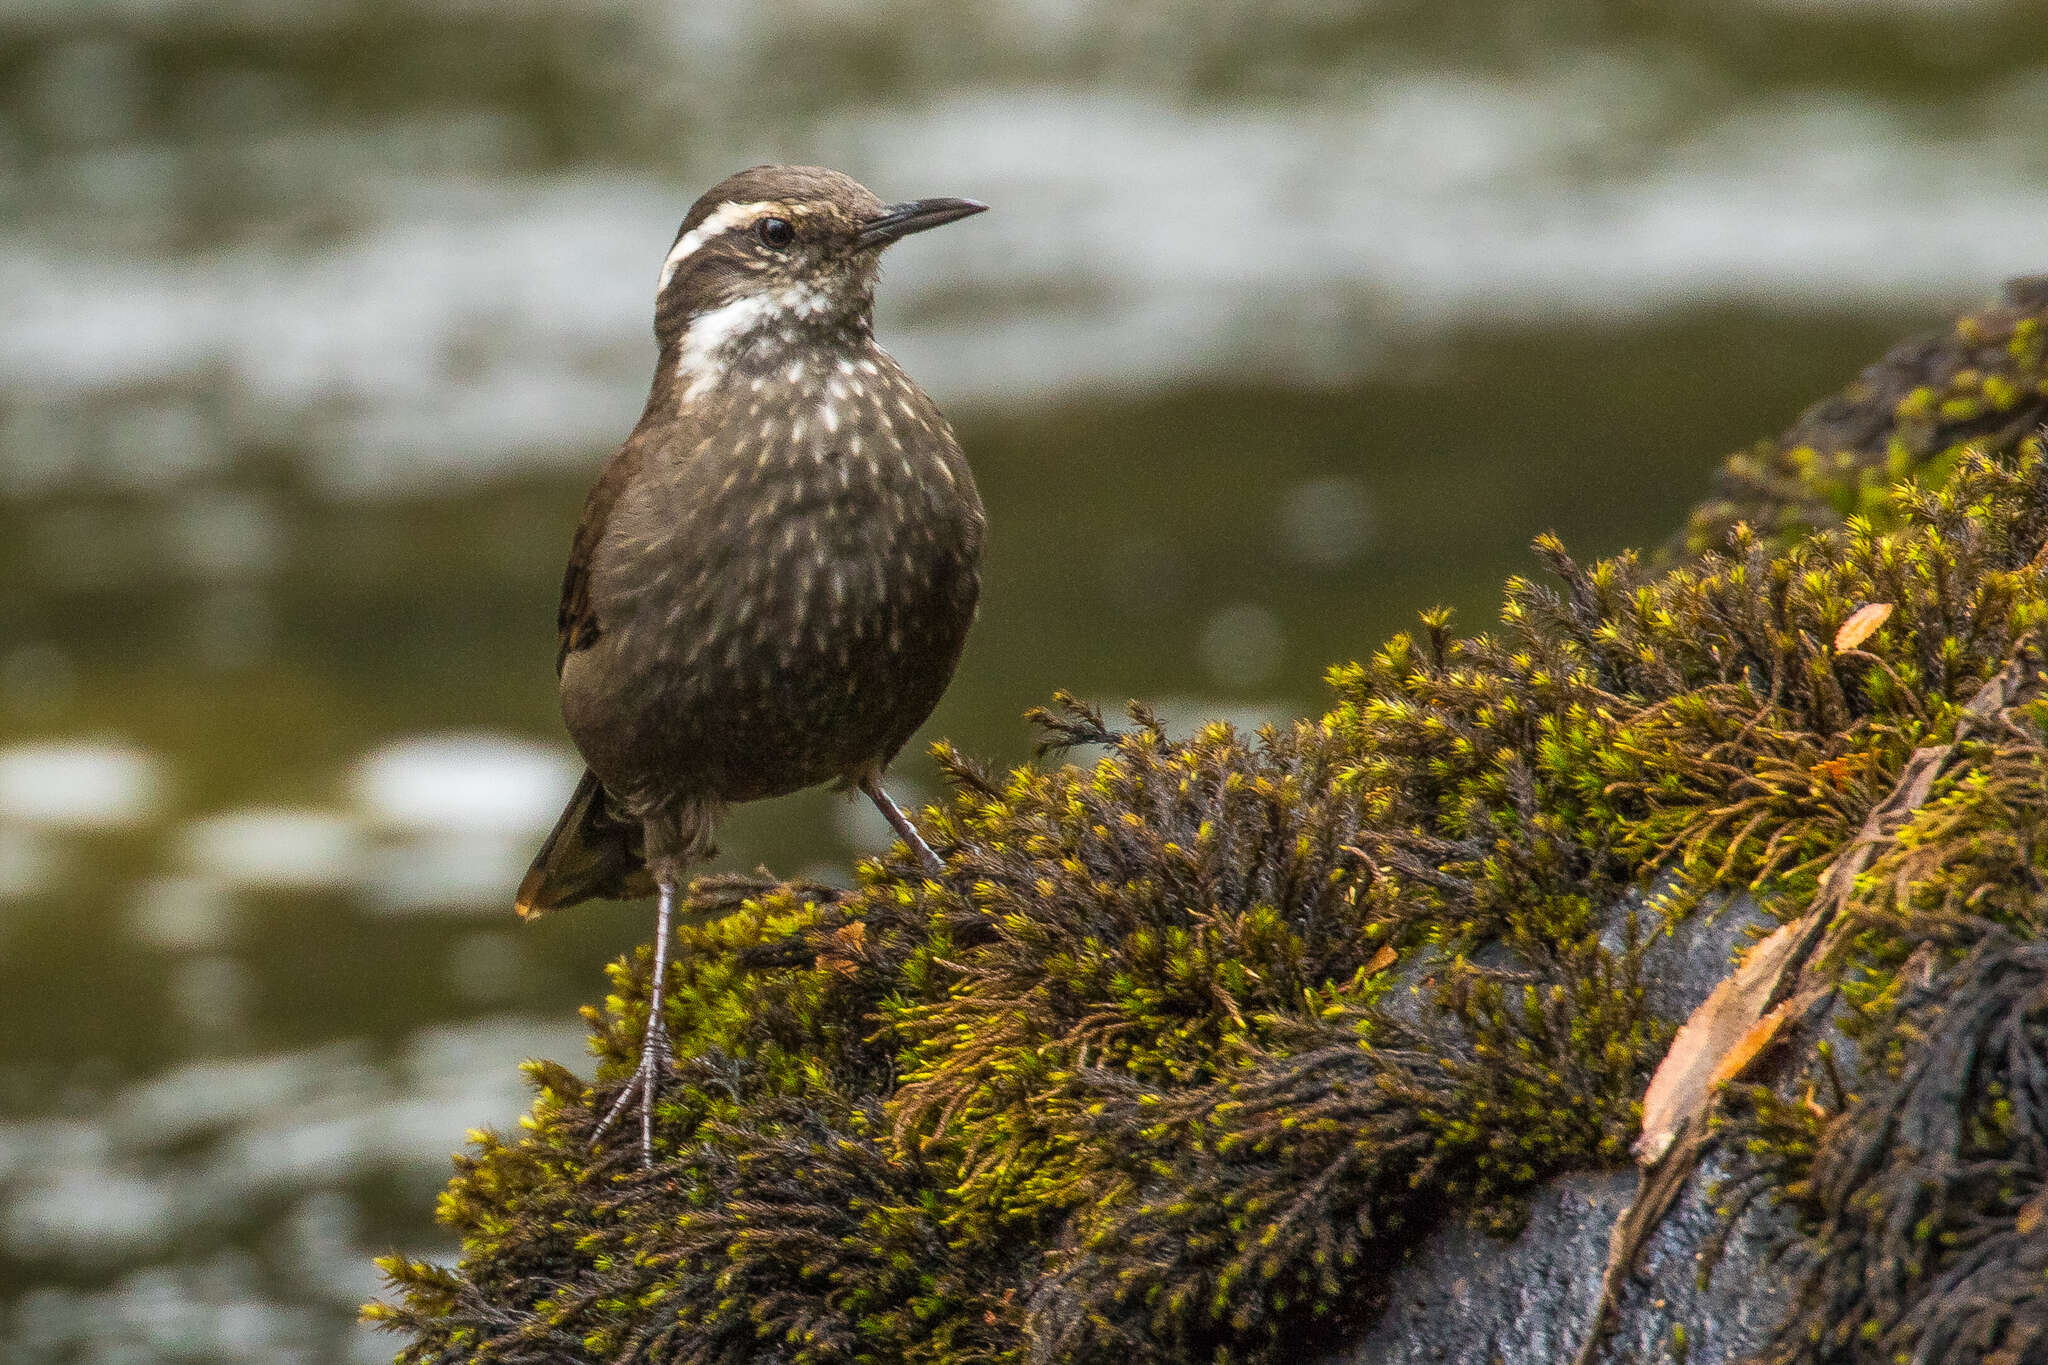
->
[[757, 217, 794, 248]]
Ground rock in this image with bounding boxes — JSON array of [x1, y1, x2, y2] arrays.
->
[[1331, 1152, 1788, 1365]]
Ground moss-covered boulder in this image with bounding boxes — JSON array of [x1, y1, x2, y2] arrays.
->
[[368, 281, 2048, 1365], [1683, 275, 2048, 555]]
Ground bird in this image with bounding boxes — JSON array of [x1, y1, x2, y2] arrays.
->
[[511, 165, 988, 1165]]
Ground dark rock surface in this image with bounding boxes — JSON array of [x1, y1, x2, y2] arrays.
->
[[1333, 1152, 1789, 1365], [1629, 889, 1769, 1027], [1334, 893, 1790, 1365]]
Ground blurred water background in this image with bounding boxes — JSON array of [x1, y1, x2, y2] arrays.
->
[[2, 0, 2046, 1359]]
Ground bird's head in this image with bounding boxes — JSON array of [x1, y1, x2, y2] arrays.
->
[[651, 165, 984, 385]]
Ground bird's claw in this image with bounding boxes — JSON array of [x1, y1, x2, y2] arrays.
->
[[590, 1014, 671, 1168]]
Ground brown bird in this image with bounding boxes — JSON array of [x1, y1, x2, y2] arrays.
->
[[514, 165, 988, 1163]]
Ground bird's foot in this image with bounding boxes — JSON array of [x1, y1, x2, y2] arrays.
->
[[590, 1010, 671, 1168]]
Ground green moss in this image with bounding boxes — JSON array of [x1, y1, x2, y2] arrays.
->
[[1681, 276, 2048, 556], [1713, 654, 2048, 1363], [371, 282, 2048, 1363]]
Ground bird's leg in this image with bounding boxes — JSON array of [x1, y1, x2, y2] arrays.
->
[[859, 773, 945, 875], [590, 877, 675, 1168]]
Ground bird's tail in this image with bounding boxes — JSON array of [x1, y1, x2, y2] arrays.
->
[[515, 769, 655, 918]]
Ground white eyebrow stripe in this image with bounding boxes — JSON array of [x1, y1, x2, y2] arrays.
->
[[658, 200, 776, 289]]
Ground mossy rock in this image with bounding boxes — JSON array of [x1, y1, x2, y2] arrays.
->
[[368, 282, 2048, 1365], [1683, 275, 2048, 555]]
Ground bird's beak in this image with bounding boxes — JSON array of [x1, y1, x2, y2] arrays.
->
[[855, 197, 988, 249]]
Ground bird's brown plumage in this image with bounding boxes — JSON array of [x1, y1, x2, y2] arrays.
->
[[517, 165, 985, 917], [554, 443, 636, 676]]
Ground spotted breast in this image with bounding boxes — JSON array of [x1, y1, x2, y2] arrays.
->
[[563, 341, 983, 815]]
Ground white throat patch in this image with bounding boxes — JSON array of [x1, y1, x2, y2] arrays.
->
[[674, 282, 841, 400], [657, 200, 774, 290]]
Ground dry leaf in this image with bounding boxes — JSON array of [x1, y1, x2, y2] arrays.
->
[[2018, 1187, 2048, 1237], [1363, 943, 1398, 976], [1708, 999, 1792, 1088], [1635, 918, 1804, 1165], [1811, 755, 1855, 788], [813, 920, 869, 977], [1834, 602, 1893, 651]]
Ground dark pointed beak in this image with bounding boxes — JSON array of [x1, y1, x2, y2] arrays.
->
[[855, 197, 988, 249]]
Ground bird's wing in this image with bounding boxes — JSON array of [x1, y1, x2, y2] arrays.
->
[[555, 439, 643, 676]]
